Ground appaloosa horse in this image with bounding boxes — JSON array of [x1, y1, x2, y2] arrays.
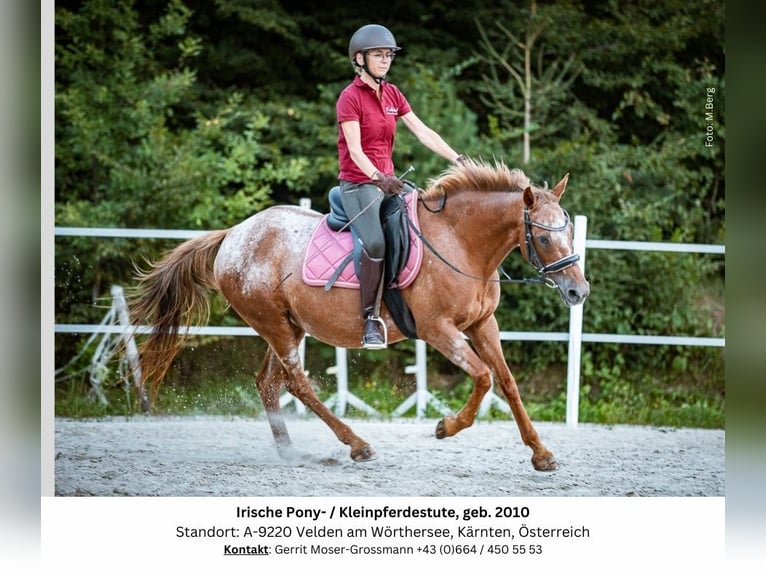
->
[[130, 159, 589, 470]]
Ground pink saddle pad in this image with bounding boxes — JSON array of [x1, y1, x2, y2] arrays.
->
[[302, 192, 423, 289]]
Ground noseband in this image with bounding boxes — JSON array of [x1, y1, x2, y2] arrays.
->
[[522, 207, 580, 284]]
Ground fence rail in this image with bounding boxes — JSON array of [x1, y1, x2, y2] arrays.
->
[[54, 219, 725, 427]]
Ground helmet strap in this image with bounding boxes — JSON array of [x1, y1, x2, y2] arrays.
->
[[361, 51, 385, 84]]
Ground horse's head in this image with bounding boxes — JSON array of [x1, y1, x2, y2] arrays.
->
[[519, 174, 590, 306]]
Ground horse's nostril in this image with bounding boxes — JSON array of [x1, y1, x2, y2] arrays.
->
[[567, 285, 589, 304]]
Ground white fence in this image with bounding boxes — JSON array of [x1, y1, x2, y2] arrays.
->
[[54, 217, 725, 427]]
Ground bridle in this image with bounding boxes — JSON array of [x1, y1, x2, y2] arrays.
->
[[409, 187, 580, 287], [521, 207, 580, 285]]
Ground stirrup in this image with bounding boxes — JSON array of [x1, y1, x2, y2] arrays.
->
[[362, 316, 388, 350]]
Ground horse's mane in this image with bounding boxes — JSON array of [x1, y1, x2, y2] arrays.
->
[[421, 159, 536, 200]]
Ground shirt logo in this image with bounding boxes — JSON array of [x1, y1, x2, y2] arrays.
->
[[385, 106, 399, 115]]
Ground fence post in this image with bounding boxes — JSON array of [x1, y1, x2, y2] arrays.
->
[[566, 215, 588, 428], [324, 347, 380, 417], [111, 285, 149, 412], [393, 339, 451, 418], [329, 347, 348, 415]]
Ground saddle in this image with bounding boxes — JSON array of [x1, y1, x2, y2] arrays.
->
[[302, 185, 423, 338]]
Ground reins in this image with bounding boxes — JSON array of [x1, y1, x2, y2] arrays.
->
[[404, 185, 579, 287]]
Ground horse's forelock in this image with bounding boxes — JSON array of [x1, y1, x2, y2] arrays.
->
[[422, 159, 532, 199]]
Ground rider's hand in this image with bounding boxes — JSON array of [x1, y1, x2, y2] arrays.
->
[[373, 172, 404, 195]]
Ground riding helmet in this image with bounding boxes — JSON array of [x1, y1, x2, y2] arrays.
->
[[348, 24, 401, 63]]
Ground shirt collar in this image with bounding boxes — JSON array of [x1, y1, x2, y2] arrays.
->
[[353, 75, 385, 91]]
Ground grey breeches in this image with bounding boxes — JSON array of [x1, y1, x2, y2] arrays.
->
[[338, 180, 385, 259]]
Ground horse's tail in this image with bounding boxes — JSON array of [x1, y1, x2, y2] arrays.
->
[[129, 229, 229, 403]]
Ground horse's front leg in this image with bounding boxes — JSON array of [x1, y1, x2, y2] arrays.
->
[[421, 326, 494, 439], [466, 317, 558, 471]]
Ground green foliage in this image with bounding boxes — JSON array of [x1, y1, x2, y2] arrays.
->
[[55, 1, 311, 326], [393, 62, 483, 180]]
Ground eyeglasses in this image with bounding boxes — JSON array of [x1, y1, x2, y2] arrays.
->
[[367, 50, 396, 61]]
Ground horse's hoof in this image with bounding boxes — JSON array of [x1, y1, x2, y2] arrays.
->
[[351, 444, 377, 462], [435, 419, 447, 440], [532, 453, 559, 472], [275, 443, 301, 461]]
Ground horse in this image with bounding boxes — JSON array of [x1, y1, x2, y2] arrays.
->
[[129, 159, 589, 471]]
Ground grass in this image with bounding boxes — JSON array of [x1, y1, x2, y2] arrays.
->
[[54, 370, 724, 429]]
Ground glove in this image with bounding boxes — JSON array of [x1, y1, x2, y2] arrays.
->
[[455, 154, 469, 166], [373, 172, 404, 195]]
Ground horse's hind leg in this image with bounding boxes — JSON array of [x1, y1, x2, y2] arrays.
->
[[254, 348, 294, 458], [268, 335, 376, 462]]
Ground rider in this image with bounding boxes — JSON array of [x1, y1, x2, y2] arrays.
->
[[337, 23, 467, 349]]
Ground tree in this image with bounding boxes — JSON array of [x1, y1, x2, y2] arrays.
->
[[474, 0, 584, 163]]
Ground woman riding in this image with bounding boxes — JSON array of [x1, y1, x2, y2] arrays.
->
[[337, 23, 467, 349]]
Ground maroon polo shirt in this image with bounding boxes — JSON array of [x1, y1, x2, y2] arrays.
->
[[336, 76, 412, 182]]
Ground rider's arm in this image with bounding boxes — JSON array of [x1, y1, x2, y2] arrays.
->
[[400, 111, 462, 163]]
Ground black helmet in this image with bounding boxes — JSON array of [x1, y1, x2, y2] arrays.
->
[[348, 24, 401, 63]]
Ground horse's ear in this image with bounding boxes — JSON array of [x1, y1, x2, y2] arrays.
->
[[551, 173, 570, 199], [523, 186, 536, 208]]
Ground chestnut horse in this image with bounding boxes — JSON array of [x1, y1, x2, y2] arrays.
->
[[130, 160, 589, 471]]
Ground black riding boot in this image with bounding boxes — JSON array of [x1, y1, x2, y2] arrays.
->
[[359, 250, 386, 350]]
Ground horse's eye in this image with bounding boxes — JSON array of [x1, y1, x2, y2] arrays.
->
[[538, 235, 550, 245]]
